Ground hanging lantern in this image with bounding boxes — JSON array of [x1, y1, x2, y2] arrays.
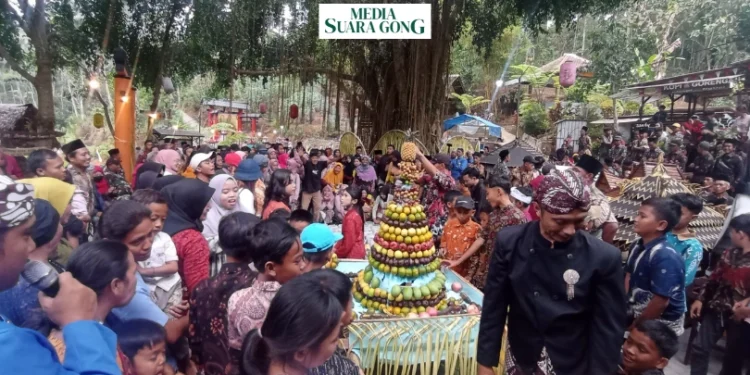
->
[[289, 104, 299, 119], [559, 61, 577, 88], [259, 102, 267, 114]]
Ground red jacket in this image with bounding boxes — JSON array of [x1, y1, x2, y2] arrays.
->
[[683, 120, 704, 141], [3, 154, 23, 179], [335, 209, 366, 259]]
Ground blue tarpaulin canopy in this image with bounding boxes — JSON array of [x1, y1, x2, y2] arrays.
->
[[442, 114, 502, 138]]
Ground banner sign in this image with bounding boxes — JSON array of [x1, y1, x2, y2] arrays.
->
[[661, 77, 736, 95], [319, 4, 431, 39]]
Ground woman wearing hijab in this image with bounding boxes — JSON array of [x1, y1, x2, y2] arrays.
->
[[161, 179, 215, 298], [202, 175, 240, 276], [154, 149, 183, 176], [135, 171, 159, 190], [132, 161, 165, 189], [19, 177, 75, 219], [355, 156, 378, 194], [0, 199, 63, 335], [342, 155, 355, 185], [152, 175, 183, 191], [323, 162, 344, 191]]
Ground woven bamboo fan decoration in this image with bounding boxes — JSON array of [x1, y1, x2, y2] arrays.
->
[[439, 136, 477, 154], [339, 131, 367, 156], [372, 130, 427, 155], [610, 158, 725, 251]]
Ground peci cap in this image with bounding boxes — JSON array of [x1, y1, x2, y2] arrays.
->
[[522, 155, 535, 164], [575, 154, 603, 175], [454, 196, 475, 210], [61, 139, 86, 156], [301, 223, 343, 253], [108, 148, 120, 156]]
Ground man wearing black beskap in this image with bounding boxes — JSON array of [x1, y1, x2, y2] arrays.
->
[[477, 169, 626, 375], [300, 149, 327, 222]]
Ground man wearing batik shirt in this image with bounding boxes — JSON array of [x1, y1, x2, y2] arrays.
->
[[492, 149, 510, 179], [416, 152, 456, 246], [609, 136, 628, 164], [686, 141, 714, 184], [467, 174, 526, 289], [477, 169, 625, 375], [688, 214, 750, 375], [62, 139, 94, 233], [573, 155, 618, 244], [578, 126, 592, 155], [511, 156, 540, 188], [664, 141, 686, 170], [643, 137, 665, 162]]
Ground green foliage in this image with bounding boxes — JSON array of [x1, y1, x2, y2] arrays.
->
[[450, 93, 491, 112], [588, 23, 656, 92], [520, 99, 549, 137]]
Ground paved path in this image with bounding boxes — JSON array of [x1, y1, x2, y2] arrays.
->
[[665, 327, 722, 375]]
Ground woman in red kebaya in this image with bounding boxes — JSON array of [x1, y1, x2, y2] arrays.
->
[[334, 185, 366, 259]]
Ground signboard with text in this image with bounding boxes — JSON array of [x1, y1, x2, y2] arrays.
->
[[661, 77, 736, 95]]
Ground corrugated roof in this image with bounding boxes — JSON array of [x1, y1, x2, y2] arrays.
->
[[201, 99, 250, 111]]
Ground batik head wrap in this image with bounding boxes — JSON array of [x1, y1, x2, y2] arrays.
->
[[0, 175, 35, 228], [533, 169, 591, 214]]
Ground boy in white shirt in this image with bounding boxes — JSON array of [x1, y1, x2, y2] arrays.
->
[[131, 189, 183, 313]]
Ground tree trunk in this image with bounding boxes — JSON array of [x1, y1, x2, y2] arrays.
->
[[301, 82, 306, 123], [33, 62, 55, 136], [334, 58, 342, 132], [322, 77, 329, 131]]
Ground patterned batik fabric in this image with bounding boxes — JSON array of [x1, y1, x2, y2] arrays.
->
[[424, 171, 456, 241], [189, 263, 255, 375], [0, 175, 34, 227], [67, 166, 94, 215], [697, 247, 750, 314], [468, 204, 527, 290], [511, 168, 540, 188], [505, 346, 556, 375], [532, 169, 591, 215], [440, 218, 483, 277], [226, 279, 280, 350]]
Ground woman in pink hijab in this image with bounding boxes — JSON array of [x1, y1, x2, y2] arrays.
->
[[154, 149, 184, 176]]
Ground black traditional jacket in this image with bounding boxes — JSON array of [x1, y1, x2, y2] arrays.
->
[[477, 221, 626, 375]]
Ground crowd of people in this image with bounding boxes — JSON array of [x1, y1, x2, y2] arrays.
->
[[0, 119, 748, 375]]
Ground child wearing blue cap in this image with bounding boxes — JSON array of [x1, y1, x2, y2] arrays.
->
[[301, 223, 344, 270]]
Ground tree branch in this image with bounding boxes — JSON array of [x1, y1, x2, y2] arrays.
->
[[94, 90, 116, 138], [0, 43, 35, 82], [0, 0, 31, 35], [235, 67, 361, 87]]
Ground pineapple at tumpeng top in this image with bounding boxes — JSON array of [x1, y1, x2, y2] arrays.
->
[[352, 141, 449, 317]]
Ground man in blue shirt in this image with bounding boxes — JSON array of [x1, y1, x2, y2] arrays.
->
[[451, 148, 468, 179], [625, 197, 686, 336], [0, 176, 120, 374]]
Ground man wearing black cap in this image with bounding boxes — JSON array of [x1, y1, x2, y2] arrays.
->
[[574, 155, 618, 244], [609, 135, 627, 164], [61, 139, 94, 227], [643, 137, 664, 162], [687, 141, 715, 184], [511, 155, 540, 188], [713, 139, 744, 187], [491, 149, 510, 179], [664, 140, 687, 170]]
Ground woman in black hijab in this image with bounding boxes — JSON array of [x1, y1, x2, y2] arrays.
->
[[134, 161, 165, 189], [151, 175, 183, 191], [160, 179, 215, 297], [135, 171, 159, 190]]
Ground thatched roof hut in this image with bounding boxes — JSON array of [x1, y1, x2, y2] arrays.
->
[[611, 162, 725, 251], [0, 104, 62, 149]]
